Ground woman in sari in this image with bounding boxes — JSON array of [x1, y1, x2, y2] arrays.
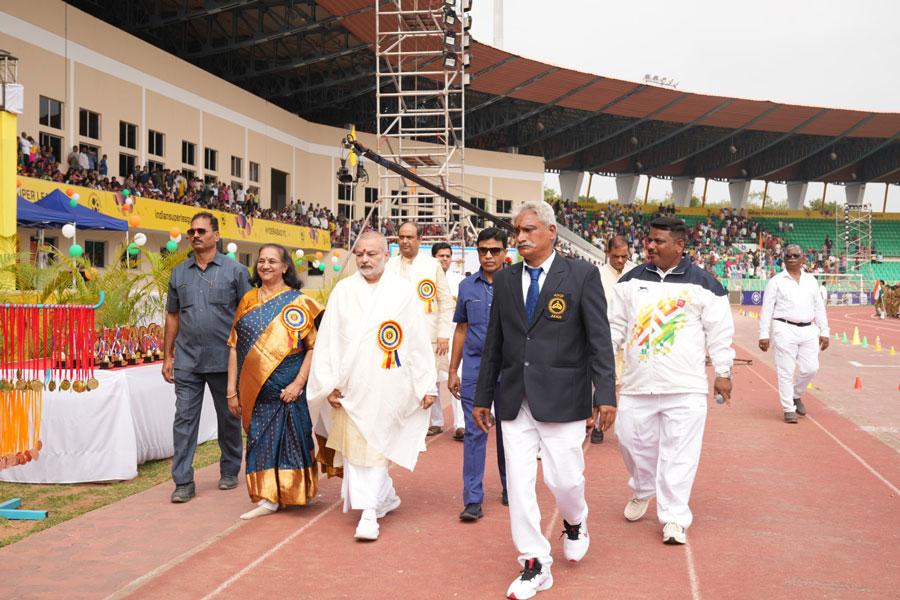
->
[[226, 243, 324, 520]]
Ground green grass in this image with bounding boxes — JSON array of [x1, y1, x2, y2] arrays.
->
[[0, 439, 222, 547]]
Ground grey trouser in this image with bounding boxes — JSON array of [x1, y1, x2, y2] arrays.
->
[[172, 369, 243, 486]]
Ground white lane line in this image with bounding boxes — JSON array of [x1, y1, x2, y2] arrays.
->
[[847, 360, 900, 368], [102, 520, 246, 600], [684, 542, 702, 600], [745, 364, 900, 496]]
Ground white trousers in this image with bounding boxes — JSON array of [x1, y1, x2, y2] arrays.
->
[[341, 462, 395, 513], [432, 382, 465, 429], [615, 393, 707, 529], [503, 403, 588, 567], [771, 320, 820, 413]]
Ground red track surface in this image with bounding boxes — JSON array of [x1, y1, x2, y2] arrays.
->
[[2, 308, 898, 600]]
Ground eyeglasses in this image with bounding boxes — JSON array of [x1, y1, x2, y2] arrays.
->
[[476, 247, 504, 256], [187, 228, 210, 237], [784, 253, 802, 259]]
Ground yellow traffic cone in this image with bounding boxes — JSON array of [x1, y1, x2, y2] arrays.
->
[[851, 327, 861, 346], [807, 383, 814, 390], [874, 336, 882, 352], [890, 346, 897, 356]]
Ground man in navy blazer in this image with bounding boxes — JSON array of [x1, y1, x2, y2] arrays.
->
[[474, 200, 616, 600]]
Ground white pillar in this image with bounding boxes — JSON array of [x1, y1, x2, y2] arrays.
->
[[493, 0, 504, 48], [671, 177, 695, 207], [786, 181, 808, 210], [728, 180, 751, 209], [615, 174, 640, 205], [844, 182, 866, 206], [559, 171, 585, 202]]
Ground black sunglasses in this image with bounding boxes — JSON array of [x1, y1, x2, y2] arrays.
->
[[476, 247, 505, 256], [784, 253, 802, 259], [187, 228, 210, 237]]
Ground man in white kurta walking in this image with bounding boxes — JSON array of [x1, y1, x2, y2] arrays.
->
[[307, 232, 437, 541], [758, 244, 830, 423], [386, 222, 454, 436], [432, 241, 467, 440]]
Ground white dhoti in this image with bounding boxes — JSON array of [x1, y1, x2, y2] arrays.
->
[[342, 462, 395, 512], [771, 320, 820, 413], [615, 392, 707, 529], [503, 403, 588, 567]]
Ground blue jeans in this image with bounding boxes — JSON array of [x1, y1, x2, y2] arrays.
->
[[461, 394, 507, 505]]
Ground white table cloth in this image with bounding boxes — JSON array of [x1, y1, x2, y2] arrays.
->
[[0, 364, 218, 484]]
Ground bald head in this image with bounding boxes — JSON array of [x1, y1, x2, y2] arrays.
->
[[355, 231, 389, 282]]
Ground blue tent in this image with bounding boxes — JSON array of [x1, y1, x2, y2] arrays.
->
[[35, 189, 128, 231], [16, 195, 71, 228]]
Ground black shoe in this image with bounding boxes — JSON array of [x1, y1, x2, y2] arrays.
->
[[794, 398, 807, 416], [590, 428, 605, 444], [784, 411, 798, 424], [501, 490, 509, 506], [171, 482, 196, 503], [459, 503, 484, 521], [218, 474, 239, 490]]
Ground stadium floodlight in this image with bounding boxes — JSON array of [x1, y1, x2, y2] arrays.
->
[[444, 31, 456, 48], [463, 15, 472, 30], [461, 0, 473, 10], [443, 52, 458, 69], [463, 52, 471, 67], [443, 0, 455, 8], [462, 34, 471, 49], [463, 72, 471, 85], [443, 7, 458, 27]]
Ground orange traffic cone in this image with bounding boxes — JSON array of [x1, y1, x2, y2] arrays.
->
[[853, 376, 862, 391]]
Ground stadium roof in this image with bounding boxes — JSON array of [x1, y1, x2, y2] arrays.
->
[[65, 0, 900, 184]]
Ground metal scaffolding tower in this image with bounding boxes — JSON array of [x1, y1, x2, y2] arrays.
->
[[375, 0, 470, 244], [837, 200, 873, 270]]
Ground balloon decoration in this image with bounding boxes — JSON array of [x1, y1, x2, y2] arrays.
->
[[294, 249, 304, 258], [226, 242, 238, 254], [173, 234, 182, 243], [61, 223, 77, 239], [165, 240, 178, 253], [331, 255, 339, 264], [65, 188, 74, 197], [226, 251, 236, 260], [333, 264, 341, 272], [128, 215, 141, 228], [318, 263, 326, 273], [16, 179, 21, 188], [69, 199, 78, 208], [127, 243, 140, 257], [122, 189, 131, 197], [169, 227, 180, 238], [133, 233, 147, 247], [312, 260, 320, 269], [69, 244, 84, 258], [72, 193, 80, 202], [315, 251, 324, 260]]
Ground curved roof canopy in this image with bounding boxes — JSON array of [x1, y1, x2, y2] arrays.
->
[[65, 0, 899, 184]]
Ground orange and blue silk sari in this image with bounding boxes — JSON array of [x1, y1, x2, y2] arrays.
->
[[229, 288, 324, 507]]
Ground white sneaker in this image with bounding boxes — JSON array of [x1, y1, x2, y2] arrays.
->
[[662, 522, 686, 545], [624, 497, 651, 522], [354, 514, 380, 541], [561, 520, 589, 562], [239, 505, 277, 520], [506, 558, 553, 600], [376, 494, 401, 518]]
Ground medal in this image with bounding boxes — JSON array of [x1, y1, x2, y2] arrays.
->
[[86, 377, 99, 391], [60, 379, 71, 391], [48, 380, 56, 392], [72, 380, 85, 393]]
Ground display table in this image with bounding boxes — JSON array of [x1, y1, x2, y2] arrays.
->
[[0, 364, 218, 484]]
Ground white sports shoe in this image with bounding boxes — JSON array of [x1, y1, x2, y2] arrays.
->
[[623, 497, 652, 522], [376, 494, 401, 518], [354, 514, 380, 541], [506, 558, 553, 600], [561, 520, 589, 562], [662, 522, 686, 545], [239, 504, 277, 520]]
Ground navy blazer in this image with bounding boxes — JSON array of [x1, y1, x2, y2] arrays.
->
[[474, 254, 616, 423]]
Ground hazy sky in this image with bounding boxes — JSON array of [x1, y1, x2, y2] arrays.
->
[[467, 0, 900, 210]]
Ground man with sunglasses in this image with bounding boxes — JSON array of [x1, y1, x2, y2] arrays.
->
[[448, 228, 509, 522], [163, 212, 252, 503], [758, 244, 830, 424]]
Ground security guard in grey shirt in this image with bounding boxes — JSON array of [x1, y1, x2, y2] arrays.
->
[[163, 212, 252, 503]]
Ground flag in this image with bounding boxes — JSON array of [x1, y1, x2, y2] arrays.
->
[[873, 280, 882, 301]]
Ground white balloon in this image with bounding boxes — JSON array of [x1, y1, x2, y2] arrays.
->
[[331, 255, 339, 264], [174, 234, 183, 243], [295, 249, 304, 258], [226, 242, 238, 254], [61, 223, 76, 239], [312, 260, 320, 269], [72, 193, 80, 201], [125, 197, 134, 205], [133, 233, 147, 247]]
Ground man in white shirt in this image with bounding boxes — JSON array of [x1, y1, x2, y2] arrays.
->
[[758, 244, 830, 423], [432, 242, 466, 440]]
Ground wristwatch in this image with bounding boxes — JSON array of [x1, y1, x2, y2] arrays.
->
[[715, 370, 732, 380]]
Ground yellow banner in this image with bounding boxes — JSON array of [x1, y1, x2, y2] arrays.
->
[[17, 177, 332, 250]]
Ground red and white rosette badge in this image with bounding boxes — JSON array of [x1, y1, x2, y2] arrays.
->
[[417, 279, 436, 313], [377, 320, 403, 369]]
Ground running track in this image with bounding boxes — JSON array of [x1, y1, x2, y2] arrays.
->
[[2, 309, 898, 599]]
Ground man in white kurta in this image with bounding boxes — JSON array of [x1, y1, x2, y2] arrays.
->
[[386, 222, 454, 435], [307, 232, 438, 541], [758, 244, 830, 423], [432, 241, 467, 440]]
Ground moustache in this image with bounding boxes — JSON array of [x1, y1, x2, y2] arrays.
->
[[518, 242, 535, 249]]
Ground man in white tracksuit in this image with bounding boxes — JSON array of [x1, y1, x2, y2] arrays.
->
[[758, 244, 830, 423], [610, 217, 735, 545]]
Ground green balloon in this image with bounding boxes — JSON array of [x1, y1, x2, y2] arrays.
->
[[333, 264, 341, 272], [69, 243, 84, 258], [127, 242, 140, 256], [69, 198, 78, 208], [318, 263, 326, 273], [166, 239, 178, 252], [227, 251, 237, 260], [122, 189, 130, 197]]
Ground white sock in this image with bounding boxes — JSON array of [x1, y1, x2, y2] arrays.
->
[[361, 508, 377, 521], [257, 499, 278, 511]]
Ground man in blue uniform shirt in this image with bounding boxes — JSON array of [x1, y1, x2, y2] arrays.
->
[[448, 228, 509, 522]]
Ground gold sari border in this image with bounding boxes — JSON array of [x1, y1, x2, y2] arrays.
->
[[246, 465, 319, 507]]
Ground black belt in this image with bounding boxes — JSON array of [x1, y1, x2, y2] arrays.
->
[[774, 317, 812, 327]]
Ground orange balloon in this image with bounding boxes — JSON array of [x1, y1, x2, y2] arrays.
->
[[315, 251, 324, 260], [65, 188, 74, 197], [128, 215, 141, 228], [169, 227, 181, 238], [16, 179, 21, 188]]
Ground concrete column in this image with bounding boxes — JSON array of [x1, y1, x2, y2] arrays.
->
[[671, 177, 695, 207], [615, 174, 640, 205], [844, 182, 866, 206], [786, 181, 808, 210], [559, 170, 585, 202], [728, 180, 751, 209]]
